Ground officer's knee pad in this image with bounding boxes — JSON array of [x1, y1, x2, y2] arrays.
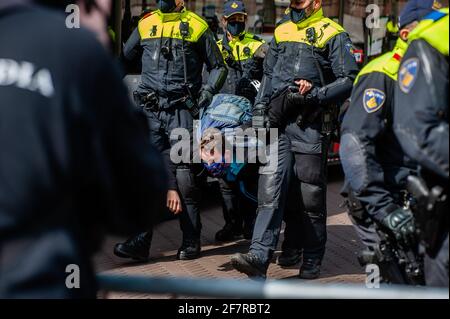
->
[[301, 183, 326, 214], [340, 133, 368, 193], [257, 171, 281, 207], [294, 153, 326, 185]]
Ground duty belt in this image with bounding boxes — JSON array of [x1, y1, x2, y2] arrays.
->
[[133, 90, 200, 118], [133, 91, 160, 112]]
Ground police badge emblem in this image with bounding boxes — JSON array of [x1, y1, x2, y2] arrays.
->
[[399, 58, 420, 94], [363, 89, 386, 113]]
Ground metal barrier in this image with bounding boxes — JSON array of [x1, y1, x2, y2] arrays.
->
[[97, 274, 449, 299]]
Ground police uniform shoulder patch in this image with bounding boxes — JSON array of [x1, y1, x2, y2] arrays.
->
[[345, 42, 355, 57], [399, 58, 420, 94], [363, 89, 386, 113]]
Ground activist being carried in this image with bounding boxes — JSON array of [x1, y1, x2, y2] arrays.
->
[[198, 90, 263, 233]]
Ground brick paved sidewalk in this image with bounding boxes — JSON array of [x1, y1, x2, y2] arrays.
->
[[95, 168, 365, 299]]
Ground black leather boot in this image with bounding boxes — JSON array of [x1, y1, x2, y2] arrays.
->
[[299, 258, 322, 279], [230, 252, 268, 279], [215, 223, 243, 242], [243, 220, 254, 240], [113, 232, 152, 262], [277, 248, 302, 267], [177, 239, 201, 260]]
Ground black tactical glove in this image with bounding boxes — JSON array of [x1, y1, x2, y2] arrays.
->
[[381, 208, 417, 248], [304, 86, 320, 105], [286, 87, 307, 110], [285, 86, 321, 127], [198, 89, 214, 110], [252, 103, 270, 129]]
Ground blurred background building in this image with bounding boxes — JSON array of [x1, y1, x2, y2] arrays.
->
[[117, 0, 449, 62], [127, 1, 448, 25]]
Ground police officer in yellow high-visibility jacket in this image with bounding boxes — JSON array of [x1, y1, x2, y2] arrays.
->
[[114, 0, 228, 262], [231, 0, 359, 280], [393, 5, 449, 287], [339, 0, 445, 285], [217, 1, 268, 103]]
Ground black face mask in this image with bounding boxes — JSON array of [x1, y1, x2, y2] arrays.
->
[[227, 21, 245, 37], [290, 7, 308, 23], [156, 0, 176, 13]]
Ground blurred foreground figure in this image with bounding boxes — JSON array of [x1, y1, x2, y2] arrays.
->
[[340, 0, 444, 285], [0, 0, 167, 298], [393, 6, 449, 287]]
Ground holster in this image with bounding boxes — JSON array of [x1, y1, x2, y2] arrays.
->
[[374, 225, 425, 285], [133, 90, 160, 112], [169, 93, 200, 119], [342, 188, 367, 221], [407, 175, 449, 258], [321, 104, 338, 136], [416, 189, 448, 258]]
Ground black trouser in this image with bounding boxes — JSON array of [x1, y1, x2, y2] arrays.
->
[[218, 179, 239, 228], [424, 233, 449, 287], [218, 176, 257, 231], [250, 132, 329, 265], [145, 106, 202, 242]]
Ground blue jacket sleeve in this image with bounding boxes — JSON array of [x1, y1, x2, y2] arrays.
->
[[340, 72, 401, 222], [255, 38, 278, 106], [394, 39, 449, 180]]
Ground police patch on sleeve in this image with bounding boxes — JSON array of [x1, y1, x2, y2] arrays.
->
[[345, 42, 355, 57], [363, 89, 386, 113], [399, 58, 420, 94]]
